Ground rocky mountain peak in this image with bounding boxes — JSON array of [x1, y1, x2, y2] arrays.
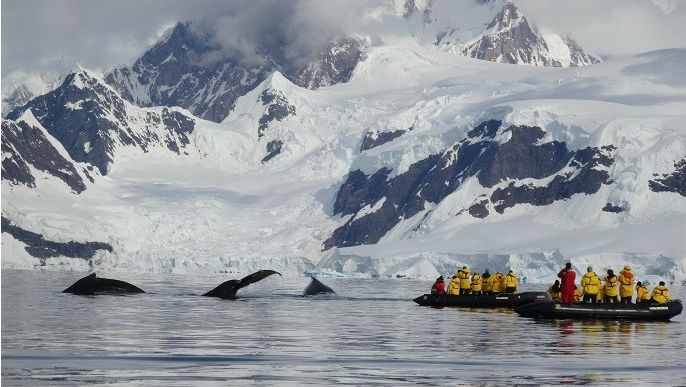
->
[[487, 1, 524, 31], [437, 1, 600, 67]]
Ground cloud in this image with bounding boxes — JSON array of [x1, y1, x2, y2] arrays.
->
[[2, 0, 685, 83], [516, 0, 686, 57]]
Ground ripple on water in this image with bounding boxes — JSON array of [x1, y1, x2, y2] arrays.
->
[[2, 270, 684, 386]]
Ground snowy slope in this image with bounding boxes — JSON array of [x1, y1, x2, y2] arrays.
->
[[2, 39, 684, 283]]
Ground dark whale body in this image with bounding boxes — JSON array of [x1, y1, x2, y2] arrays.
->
[[303, 277, 335, 296], [203, 270, 281, 299], [63, 273, 145, 295]]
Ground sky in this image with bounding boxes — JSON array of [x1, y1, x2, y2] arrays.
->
[[1, 0, 685, 84]]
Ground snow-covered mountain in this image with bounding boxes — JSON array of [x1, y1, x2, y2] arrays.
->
[[2, 72, 62, 117], [437, 2, 601, 67], [104, 23, 362, 123], [2, 3, 684, 283]]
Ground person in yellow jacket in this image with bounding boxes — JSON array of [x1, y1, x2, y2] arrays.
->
[[580, 266, 600, 303], [573, 286, 583, 303], [482, 269, 493, 295], [604, 269, 619, 303], [492, 272, 505, 294], [651, 281, 671, 304], [470, 272, 482, 295], [635, 281, 651, 303], [503, 270, 517, 293], [447, 275, 460, 295], [618, 265, 635, 304], [596, 286, 605, 303], [457, 266, 471, 295]]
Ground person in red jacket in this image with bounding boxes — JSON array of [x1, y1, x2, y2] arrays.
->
[[431, 276, 446, 295], [557, 262, 577, 303]]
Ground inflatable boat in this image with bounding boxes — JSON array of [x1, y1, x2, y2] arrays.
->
[[413, 291, 549, 308], [515, 299, 683, 321]]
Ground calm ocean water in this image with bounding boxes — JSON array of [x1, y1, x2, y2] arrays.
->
[[2, 269, 685, 386]]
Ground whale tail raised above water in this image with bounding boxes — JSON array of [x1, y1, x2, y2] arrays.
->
[[202, 269, 282, 299], [63, 273, 145, 295], [303, 277, 336, 296]]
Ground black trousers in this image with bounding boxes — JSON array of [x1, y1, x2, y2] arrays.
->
[[583, 294, 597, 303], [620, 296, 632, 304], [459, 288, 470, 295], [504, 287, 516, 293]]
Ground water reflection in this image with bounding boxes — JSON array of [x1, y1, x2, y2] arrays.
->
[[2, 270, 685, 387]]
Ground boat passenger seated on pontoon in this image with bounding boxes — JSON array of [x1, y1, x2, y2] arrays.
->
[[636, 281, 651, 303], [503, 270, 517, 293], [492, 272, 505, 294], [548, 280, 562, 302], [619, 265, 635, 304], [482, 269, 493, 295], [604, 269, 620, 303], [470, 272, 482, 295], [447, 275, 460, 295], [573, 286, 583, 303], [580, 266, 600, 303], [431, 276, 445, 295], [651, 281, 671, 304], [458, 266, 471, 295]]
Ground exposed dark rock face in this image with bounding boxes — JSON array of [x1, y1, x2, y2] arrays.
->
[[258, 89, 295, 138], [105, 23, 362, 123], [106, 23, 273, 123], [6, 70, 196, 175], [649, 158, 686, 197], [462, 2, 560, 66], [1, 119, 88, 193], [1, 216, 112, 260], [293, 38, 363, 89], [563, 36, 602, 67], [602, 203, 624, 213], [360, 126, 413, 151], [324, 121, 615, 249], [438, 2, 599, 67], [468, 199, 490, 218], [261, 140, 284, 163]]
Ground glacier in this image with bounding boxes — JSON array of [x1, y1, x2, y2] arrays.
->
[[2, 37, 685, 284]]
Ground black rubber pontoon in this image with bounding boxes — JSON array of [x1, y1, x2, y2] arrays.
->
[[413, 291, 549, 308], [514, 299, 683, 321]]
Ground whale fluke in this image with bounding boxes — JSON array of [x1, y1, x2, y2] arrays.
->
[[303, 276, 336, 296], [63, 273, 145, 295], [202, 269, 282, 299]]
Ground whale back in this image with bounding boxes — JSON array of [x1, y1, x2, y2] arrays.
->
[[203, 270, 281, 299], [63, 273, 144, 295], [303, 277, 336, 296]]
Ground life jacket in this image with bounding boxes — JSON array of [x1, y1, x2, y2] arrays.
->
[[471, 274, 482, 292], [431, 279, 445, 295], [651, 285, 670, 304], [503, 273, 517, 289], [447, 277, 460, 295], [604, 275, 619, 297], [482, 273, 493, 292], [492, 273, 505, 293], [547, 287, 561, 302], [573, 288, 583, 303], [458, 269, 471, 289], [636, 285, 650, 301], [596, 286, 605, 301], [618, 269, 635, 298], [581, 272, 600, 295]]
